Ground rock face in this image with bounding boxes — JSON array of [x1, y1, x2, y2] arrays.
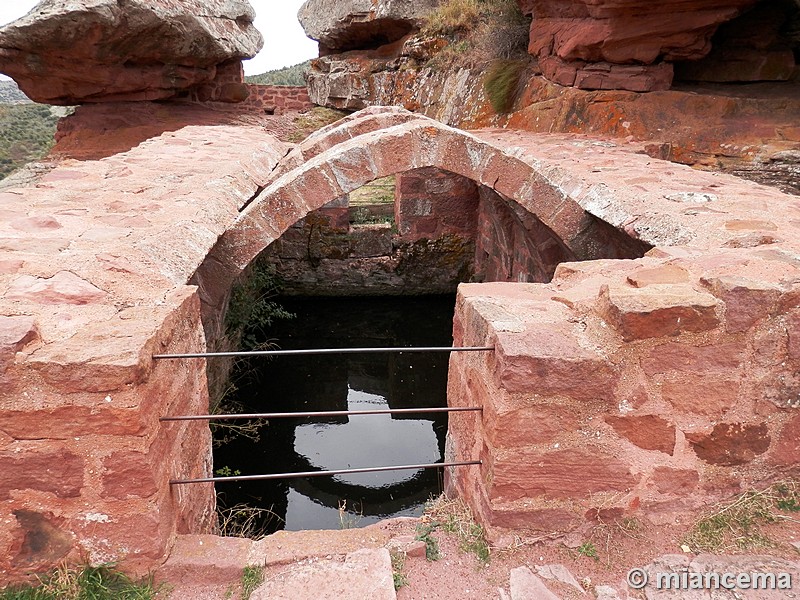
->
[[0, 0, 263, 104], [517, 0, 800, 91], [298, 0, 440, 54]]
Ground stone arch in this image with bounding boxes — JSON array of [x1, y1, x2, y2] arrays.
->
[[197, 109, 645, 337]]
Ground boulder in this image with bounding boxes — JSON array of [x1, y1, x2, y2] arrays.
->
[[299, 0, 440, 54], [0, 0, 263, 104]]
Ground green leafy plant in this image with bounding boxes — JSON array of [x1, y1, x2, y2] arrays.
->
[[0, 564, 160, 599], [577, 541, 600, 561], [390, 551, 409, 590], [415, 523, 442, 561], [0, 103, 59, 181]]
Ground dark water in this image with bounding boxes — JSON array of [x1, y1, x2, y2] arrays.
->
[[214, 295, 455, 532]]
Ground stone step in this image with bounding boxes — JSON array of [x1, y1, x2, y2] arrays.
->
[[251, 548, 396, 600]]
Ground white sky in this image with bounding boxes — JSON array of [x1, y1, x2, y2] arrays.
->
[[0, 0, 318, 75]]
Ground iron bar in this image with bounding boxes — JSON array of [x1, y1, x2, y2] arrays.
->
[[160, 406, 482, 422], [170, 461, 482, 485], [153, 346, 494, 360]]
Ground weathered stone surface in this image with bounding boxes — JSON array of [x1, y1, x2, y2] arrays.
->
[[598, 284, 720, 341], [700, 276, 781, 333], [156, 535, 254, 587], [650, 467, 699, 494], [4, 272, 106, 305], [0, 0, 263, 104], [520, 0, 761, 90], [640, 342, 744, 376], [0, 450, 83, 500], [770, 413, 800, 468], [605, 415, 676, 455], [0, 316, 39, 372], [101, 452, 159, 500], [298, 0, 438, 53], [687, 423, 771, 466], [251, 548, 396, 600], [534, 564, 584, 593], [509, 566, 560, 600], [659, 374, 739, 416], [492, 449, 636, 501], [12, 510, 74, 570]]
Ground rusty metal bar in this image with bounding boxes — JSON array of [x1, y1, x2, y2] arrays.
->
[[161, 406, 481, 422], [170, 461, 481, 485], [153, 346, 494, 360]]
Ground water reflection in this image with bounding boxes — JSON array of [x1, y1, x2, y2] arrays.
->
[[214, 296, 454, 532]]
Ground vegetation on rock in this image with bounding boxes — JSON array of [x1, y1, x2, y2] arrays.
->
[[421, 0, 531, 69], [0, 564, 159, 599], [0, 103, 59, 180], [245, 60, 311, 86], [0, 81, 31, 105], [484, 59, 529, 114]]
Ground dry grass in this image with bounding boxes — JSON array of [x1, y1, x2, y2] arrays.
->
[[0, 564, 160, 599], [422, 0, 531, 71], [288, 107, 349, 143], [217, 503, 283, 540], [684, 480, 800, 553], [423, 495, 491, 564]]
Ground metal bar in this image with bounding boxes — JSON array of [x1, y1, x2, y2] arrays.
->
[[160, 406, 482, 422], [153, 346, 494, 360], [170, 461, 481, 485]]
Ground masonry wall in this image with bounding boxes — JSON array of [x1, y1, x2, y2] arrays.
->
[[446, 256, 800, 542], [0, 290, 215, 579], [241, 85, 314, 114]]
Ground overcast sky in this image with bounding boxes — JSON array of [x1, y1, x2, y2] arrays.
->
[[0, 0, 318, 75]]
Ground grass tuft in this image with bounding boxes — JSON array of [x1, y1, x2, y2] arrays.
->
[[239, 566, 264, 600], [484, 59, 528, 114], [0, 564, 159, 600], [422, 495, 490, 564], [684, 480, 800, 553]]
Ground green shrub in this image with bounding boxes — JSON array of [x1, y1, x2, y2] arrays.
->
[[0, 103, 59, 180]]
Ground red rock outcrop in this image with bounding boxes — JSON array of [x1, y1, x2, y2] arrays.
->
[[0, 0, 263, 104], [517, 0, 800, 91], [298, 0, 439, 54]]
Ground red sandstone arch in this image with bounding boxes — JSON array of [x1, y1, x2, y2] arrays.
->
[[200, 112, 606, 320]]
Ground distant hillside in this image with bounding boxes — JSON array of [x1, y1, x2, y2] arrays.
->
[[0, 104, 59, 180], [0, 80, 32, 105], [245, 60, 311, 86]]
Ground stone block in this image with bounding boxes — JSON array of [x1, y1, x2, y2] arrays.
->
[[251, 548, 395, 600], [0, 449, 84, 500], [660, 374, 739, 416], [101, 451, 159, 500], [701, 276, 781, 333], [156, 535, 253, 587], [627, 265, 690, 287], [686, 423, 771, 466], [509, 566, 560, 600], [0, 316, 39, 373], [491, 448, 636, 501], [770, 413, 800, 468], [650, 467, 700, 494], [598, 284, 720, 341], [495, 322, 618, 399], [605, 414, 676, 455], [640, 342, 744, 376]]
